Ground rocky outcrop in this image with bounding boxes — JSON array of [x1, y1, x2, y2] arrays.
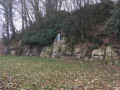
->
[[40, 46, 52, 58], [91, 46, 119, 65], [30, 46, 42, 56], [10, 48, 19, 55], [105, 46, 119, 65], [11, 50, 17, 55], [91, 49, 105, 60], [22, 45, 42, 56], [8, 33, 120, 65], [65, 46, 73, 56], [74, 45, 86, 60], [22, 45, 31, 56], [52, 36, 67, 59]]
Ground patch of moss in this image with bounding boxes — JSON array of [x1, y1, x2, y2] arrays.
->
[[66, 46, 73, 55], [47, 46, 53, 51]]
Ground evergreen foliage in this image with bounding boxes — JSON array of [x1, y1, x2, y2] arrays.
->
[[105, 1, 120, 35], [63, 2, 112, 45], [22, 2, 113, 46], [22, 29, 58, 46]]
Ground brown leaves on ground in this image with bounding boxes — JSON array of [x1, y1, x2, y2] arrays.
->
[[0, 56, 120, 89]]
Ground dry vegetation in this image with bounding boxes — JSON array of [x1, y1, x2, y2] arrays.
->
[[0, 56, 120, 89]]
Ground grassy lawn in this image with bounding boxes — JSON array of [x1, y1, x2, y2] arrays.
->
[[0, 56, 120, 89]]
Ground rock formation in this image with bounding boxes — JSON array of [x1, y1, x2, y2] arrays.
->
[[91, 49, 105, 60], [52, 35, 67, 59], [74, 45, 86, 60], [105, 46, 119, 65], [40, 46, 52, 58]]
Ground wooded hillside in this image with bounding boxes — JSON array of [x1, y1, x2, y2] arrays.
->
[[0, 0, 118, 46]]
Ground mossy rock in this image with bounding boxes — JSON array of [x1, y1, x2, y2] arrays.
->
[[74, 45, 86, 60], [65, 46, 73, 56], [40, 46, 53, 58], [105, 46, 119, 66]]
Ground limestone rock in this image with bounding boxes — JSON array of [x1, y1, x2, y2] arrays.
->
[[92, 49, 105, 60], [65, 50, 72, 56], [29, 45, 42, 56], [19, 45, 42, 56], [74, 45, 86, 60], [11, 50, 17, 55], [40, 46, 52, 58], [52, 36, 67, 59], [22, 45, 31, 56], [105, 46, 119, 65], [18, 40, 22, 47], [65, 46, 73, 56], [10, 47, 19, 56]]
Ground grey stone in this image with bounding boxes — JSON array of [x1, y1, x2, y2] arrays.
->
[[74, 45, 86, 60], [52, 35, 67, 59], [40, 46, 52, 58], [92, 49, 105, 60], [105, 46, 119, 65], [30, 45, 42, 56], [22, 45, 31, 56], [11, 50, 17, 55], [22, 45, 42, 56]]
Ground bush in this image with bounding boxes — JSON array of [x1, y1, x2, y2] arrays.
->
[[22, 29, 57, 46], [62, 2, 112, 45], [42, 10, 71, 29], [104, 1, 120, 35], [105, 9, 120, 34], [88, 36, 103, 46]]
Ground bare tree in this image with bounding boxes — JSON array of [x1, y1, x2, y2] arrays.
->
[[0, 0, 16, 39], [0, 0, 10, 39]]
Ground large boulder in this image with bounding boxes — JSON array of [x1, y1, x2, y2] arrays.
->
[[11, 50, 17, 55], [105, 46, 119, 65], [10, 48, 19, 55], [40, 46, 52, 58], [22, 45, 42, 56], [91, 49, 105, 60], [29, 46, 41, 56], [74, 45, 86, 60]]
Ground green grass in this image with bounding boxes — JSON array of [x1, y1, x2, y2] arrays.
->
[[0, 56, 120, 89]]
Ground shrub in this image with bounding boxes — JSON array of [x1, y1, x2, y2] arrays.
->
[[62, 2, 112, 45], [22, 29, 57, 46], [42, 10, 71, 29], [104, 1, 120, 35], [105, 9, 120, 34]]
